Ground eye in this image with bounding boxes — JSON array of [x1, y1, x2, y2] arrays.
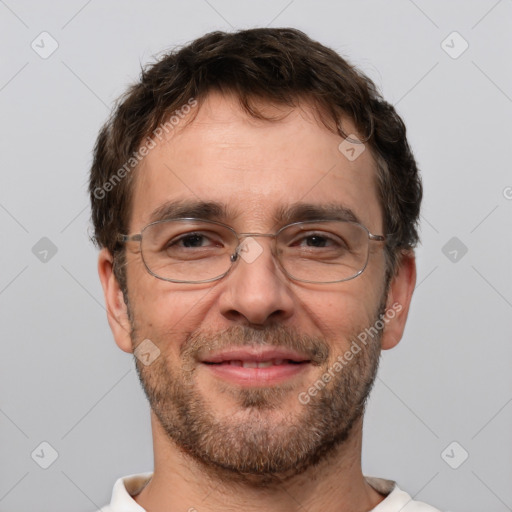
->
[[301, 234, 335, 248], [167, 231, 223, 250], [292, 231, 348, 250], [174, 233, 214, 248]]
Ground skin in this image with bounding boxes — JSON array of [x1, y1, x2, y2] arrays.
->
[[98, 91, 416, 512]]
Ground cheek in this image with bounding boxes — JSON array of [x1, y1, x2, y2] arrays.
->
[[129, 276, 215, 348], [299, 284, 383, 343]]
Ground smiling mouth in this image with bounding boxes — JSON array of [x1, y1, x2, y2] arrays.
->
[[203, 359, 308, 368], [200, 354, 312, 386]]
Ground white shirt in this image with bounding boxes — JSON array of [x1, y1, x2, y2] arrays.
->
[[98, 473, 443, 511]]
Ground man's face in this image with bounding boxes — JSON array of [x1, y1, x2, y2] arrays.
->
[[119, 92, 391, 480]]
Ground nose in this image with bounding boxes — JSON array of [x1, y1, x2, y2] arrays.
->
[[217, 236, 295, 326]]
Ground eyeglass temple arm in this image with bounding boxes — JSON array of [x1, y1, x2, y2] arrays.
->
[[117, 234, 142, 243]]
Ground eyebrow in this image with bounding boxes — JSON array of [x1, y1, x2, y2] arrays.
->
[[146, 199, 361, 227], [274, 202, 361, 225], [147, 199, 236, 224]]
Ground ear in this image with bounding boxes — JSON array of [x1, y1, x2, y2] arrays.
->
[[380, 251, 417, 351], [97, 248, 133, 353]]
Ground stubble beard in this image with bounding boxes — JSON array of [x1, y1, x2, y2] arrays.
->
[[131, 310, 384, 484]]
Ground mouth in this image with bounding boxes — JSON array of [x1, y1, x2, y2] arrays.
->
[[199, 348, 312, 386], [204, 358, 307, 368]]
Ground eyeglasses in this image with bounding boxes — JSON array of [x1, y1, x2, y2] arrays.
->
[[117, 218, 386, 284]]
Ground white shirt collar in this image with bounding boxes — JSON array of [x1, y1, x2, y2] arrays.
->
[[100, 473, 442, 511]]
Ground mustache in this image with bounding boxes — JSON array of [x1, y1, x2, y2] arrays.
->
[[181, 324, 330, 365]]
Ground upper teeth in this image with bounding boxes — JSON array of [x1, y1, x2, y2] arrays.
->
[[229, 359, 286, 368]]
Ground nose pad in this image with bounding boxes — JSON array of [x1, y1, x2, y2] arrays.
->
[[228, 236, 280, 280], [235, 237, 266, 265], [227, 237, 282, 282]]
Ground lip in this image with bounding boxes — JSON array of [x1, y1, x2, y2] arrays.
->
[[199, 347, 312, 387], [200, 347, 310, 364]]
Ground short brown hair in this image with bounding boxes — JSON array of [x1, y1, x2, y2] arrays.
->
[[89, 27, 422, 294]]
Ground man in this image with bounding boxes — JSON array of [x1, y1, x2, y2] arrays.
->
[[90, 28, 442, 511]]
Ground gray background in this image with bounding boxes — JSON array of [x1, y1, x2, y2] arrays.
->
[[1, 1, 511, 511]]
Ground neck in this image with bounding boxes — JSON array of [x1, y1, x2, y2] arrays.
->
[[133, 412, 385, 512]]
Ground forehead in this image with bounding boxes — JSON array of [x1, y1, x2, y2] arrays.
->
[[129, 92, 382, 233]]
